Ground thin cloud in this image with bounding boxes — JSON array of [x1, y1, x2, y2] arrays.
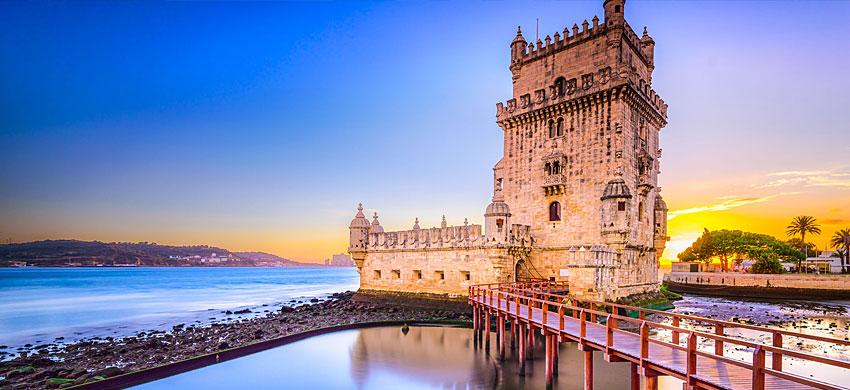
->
[[668, 192, 798, 220], [757, 169, 850, 189]]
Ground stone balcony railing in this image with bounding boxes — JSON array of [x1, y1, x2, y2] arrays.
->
[[367, 224, 483, 251], [543, 174, 567, 187]]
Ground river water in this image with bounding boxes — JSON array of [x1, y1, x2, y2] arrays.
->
[[2, 267, 848, 385], [0, 267, 359, 350]]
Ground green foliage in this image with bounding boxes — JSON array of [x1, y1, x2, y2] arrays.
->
[[750, 256, 785, 274], [47, 378, 75, 384], [786, 215, 822, 240], [660, 282, 683, 301], [678, 229, 804, 271]]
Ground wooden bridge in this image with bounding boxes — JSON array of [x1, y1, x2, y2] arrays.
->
[[469, 281, 850, 390]]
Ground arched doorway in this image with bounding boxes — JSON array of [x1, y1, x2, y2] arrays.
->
[[515, 260, 529, 282]]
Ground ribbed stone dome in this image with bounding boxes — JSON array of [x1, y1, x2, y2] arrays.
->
[[485, 200, 511, 216], [349, 204, 370, 228], [600, 178, 632, 200]]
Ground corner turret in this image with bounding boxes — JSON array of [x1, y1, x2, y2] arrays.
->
[[603, 0, 625, 28], [348, 203, 369, 251], [510, 26, 527, 65], [641, 26, 656, 72]]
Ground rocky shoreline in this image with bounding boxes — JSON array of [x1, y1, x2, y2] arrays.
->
[[0, 291, 470, 389]]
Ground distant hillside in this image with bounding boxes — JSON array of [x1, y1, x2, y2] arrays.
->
[[232, 251, 314, 267], [0, 240, 315, 267]]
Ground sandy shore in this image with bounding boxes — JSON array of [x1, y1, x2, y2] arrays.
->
[[0, 291, 470, 389]]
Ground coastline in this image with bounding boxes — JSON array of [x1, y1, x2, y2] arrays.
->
[[0, 291, 471, 389]]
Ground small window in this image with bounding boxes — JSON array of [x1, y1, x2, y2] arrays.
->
[[392, 269, 401, 279], [461, 271, 471, 281], [549, 201, 561, 221], [548, 120, 555, 138], [435, 271, 445, 280], [413, 270, 422, 279], [556, 118, 564, 137], [545, 162, 552, 175], [618, 201, 626, 211], [373, 270, 382, 279], [614, 5, 621, 13]]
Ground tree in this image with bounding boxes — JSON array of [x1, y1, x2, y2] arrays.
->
[[678, 229, 804, 272], [830, 228, 850, 273], [786, 216, 822, 270], [786, 238, 818, 257]]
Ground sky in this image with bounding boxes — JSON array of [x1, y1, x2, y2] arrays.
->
[[1, 1, 849, 263]]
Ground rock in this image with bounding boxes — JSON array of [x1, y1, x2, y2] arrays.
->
[[93, 367, 124, 378], [310, 298, 319, 303]]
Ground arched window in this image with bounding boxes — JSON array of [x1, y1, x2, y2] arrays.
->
[[553, 161, 561, 174], [548, 120, 555, 138], [544, 162, 552, 175], [549, 201, 561, 221], [556, 118, 564, 137]]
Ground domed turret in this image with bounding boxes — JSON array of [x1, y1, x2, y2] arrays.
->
[[654, 194, 667, 212], [370, 212, 384, 234], [600, 177, 632, 244], [484, 194, 511, 246], [601, 177, 632, 200], [349, 203, 369, 251]]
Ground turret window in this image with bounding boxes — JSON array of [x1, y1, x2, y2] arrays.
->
[[618, 201, 626, 211], [549, 201, 561, 221]]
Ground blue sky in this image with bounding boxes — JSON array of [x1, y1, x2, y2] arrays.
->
[[2, 1, 849, 261]]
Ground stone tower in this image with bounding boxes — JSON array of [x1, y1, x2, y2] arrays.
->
[[494, 0, 668, 299], [348, 0, 667, 301]]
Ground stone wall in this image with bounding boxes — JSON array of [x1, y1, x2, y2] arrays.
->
[[666, 272, 850, 299], [358, 247, 513, 298]]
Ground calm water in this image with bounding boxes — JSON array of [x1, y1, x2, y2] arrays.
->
[[0, 267, 358, 349], [137, 325, 687, 389]]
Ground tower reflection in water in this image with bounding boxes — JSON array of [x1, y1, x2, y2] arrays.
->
[[137, 326, 682, 389], [349, 325, 656, 389]]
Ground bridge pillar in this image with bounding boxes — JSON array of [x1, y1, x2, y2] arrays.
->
[[499, 314, 506, 361], [527, 325, 534, 360], [583, 350, 593, 390], [545, 333, 556, 388], [643, 375, 657, 390], [485, 310, 491, 352], [518, 323, 526, 376], [510, 319, 516, 350], [630, 363, 640, 390]]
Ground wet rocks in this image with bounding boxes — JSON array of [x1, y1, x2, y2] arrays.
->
[[0, 291, 469, 389]]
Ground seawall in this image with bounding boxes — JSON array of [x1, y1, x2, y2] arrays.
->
[[665, 272, 850, 300]]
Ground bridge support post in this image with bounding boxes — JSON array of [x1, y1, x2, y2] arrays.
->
[[485, 310, 491, 352], [518, 323, 527, 376], [545, 333, 554, 389], [498, 314, 506, 361], [510, 318, 516, 350], [528, 325, 534, 360], [583, 349, 593, 390], [643, 375, 657, 390], [553, 335, 559, 377], [630, 363, 640, 390]]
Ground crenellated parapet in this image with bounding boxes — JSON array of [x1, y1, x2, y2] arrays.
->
[[367, 222, 483, 251], [497, 81, 667, 129]]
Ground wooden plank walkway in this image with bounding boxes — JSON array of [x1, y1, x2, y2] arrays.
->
[[470, 282, 849, 390]]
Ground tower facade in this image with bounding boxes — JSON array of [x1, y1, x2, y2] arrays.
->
[[349, 0, 668, 301]]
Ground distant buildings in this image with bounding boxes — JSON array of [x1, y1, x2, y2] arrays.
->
[[324, 253, 354, 267]]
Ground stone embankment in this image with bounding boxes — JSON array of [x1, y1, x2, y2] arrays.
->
[[666, 272, 850, 299], [0, 291, 470, 389]]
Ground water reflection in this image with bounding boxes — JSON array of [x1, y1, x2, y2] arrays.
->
[[137, 325, 684, 389]]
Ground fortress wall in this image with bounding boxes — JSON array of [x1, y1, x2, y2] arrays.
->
[[667, 272, 850, 290], [359, 248, 510, 298]]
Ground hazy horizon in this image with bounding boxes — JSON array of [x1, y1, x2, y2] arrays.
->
[[2, 1, 849, 263]]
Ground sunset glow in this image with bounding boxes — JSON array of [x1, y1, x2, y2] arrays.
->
[[2, 1, 848, 263]]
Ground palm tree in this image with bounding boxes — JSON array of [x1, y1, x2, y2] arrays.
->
[[786, 215, 821, 271], [830, 228, 850, 273]]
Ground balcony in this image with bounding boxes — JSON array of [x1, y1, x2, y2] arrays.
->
[[543, 174, 566, 196]]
